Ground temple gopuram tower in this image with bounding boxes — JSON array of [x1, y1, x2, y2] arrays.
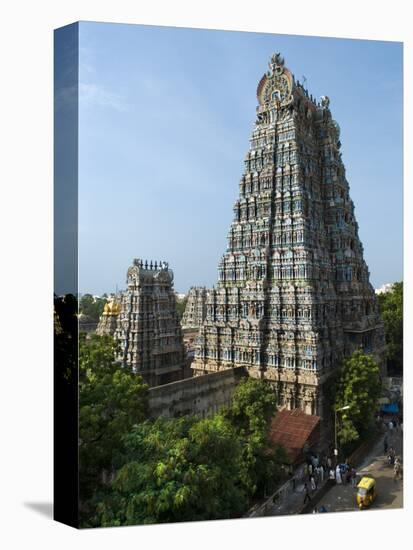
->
[[115, 258, 186, 386], [192, 53, 385, 416], [182, 287, 208, 329]]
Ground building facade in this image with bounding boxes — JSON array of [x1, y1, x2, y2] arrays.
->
[[181, 286, 208, 329], [114, 258, 186, 386], [192, 54, 385, 416]]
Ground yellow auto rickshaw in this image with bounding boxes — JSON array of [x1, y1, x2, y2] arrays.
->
[[356, 476, 376, 509]]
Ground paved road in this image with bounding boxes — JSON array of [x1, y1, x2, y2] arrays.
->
[[313, 428, 403, 514]]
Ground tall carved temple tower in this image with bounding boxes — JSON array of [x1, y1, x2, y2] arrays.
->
[[115, 258, 186, 386], [182, 287, 208, 329], [192, 54, 385, 416]]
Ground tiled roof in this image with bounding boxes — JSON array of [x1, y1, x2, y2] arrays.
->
[[269, 409, 321, 464]]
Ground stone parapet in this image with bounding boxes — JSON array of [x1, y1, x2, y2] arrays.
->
[[148, 366, 247, 418]]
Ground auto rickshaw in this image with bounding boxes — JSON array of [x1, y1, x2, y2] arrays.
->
[[356, 476, 377, 509]]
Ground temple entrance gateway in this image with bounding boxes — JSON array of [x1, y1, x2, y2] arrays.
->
[[192, 53, 385, 416]]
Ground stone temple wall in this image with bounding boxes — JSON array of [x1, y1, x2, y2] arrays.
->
[[147, 366, 247, 418]]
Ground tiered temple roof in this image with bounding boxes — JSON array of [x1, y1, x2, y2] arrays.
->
[[192, 53, 385, 417], [114, 258, 186, 386]]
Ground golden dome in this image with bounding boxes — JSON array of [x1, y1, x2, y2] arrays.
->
[[112, 302, 121, 315], [103, 298, 121, 316]]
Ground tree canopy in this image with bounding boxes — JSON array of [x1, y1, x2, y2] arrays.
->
[[79, 334, 148, 507], [377, 282, 403, 375], [333, 350, 381, 448], [79, 293, 107, 322], [91, 415, 248, 526], [223, 377, 287, 497], [82, 377, 286, 527], [175, 296, 188, 320]]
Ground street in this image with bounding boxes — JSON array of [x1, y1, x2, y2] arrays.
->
[[313, 428, 403, 513]]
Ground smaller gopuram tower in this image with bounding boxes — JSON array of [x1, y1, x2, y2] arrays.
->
[[182, 287, 208, 329], [114, 258, 186, 386], [96, 296, 121, 337]]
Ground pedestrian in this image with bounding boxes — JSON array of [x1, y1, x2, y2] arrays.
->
[[289, 470, 296, 492], [303, 482, 311, 504], [329, 468, 335, 486], [340, 464, 347, 485], [327, 456, 332, 469], [303, 463, 308, 478], [388, 420, 394, 433], [319, 464, 324, 483], [350, 467, 356, 487], [335, 465, 342, 484], [308, 463, 313, 477], [394, 458, 402, 481], [310, 474, 317, 491]]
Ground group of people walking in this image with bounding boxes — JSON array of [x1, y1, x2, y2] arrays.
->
[[301, 454, 356, 504], [383, 420, 403, 481], [299, 414, 403, 508], [330, 462, 357, 487]]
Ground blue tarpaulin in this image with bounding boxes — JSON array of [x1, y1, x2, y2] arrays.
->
[[381, 403, 399, 414]]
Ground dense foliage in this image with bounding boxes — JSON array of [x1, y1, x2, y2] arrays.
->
[[175, 296, 188, 320], [223, 377, 287, 497], [333, 350, 381, 449], [79, 293, 107, 322], [377, 282, 403, 375], [79, 334, 149, 512], [54, 293, 78, 381], [91, 415, 249, 526], [80, 369, 286, 527]]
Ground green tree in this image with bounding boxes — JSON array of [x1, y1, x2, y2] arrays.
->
[[377, 282, 403, 375], [91, 415, 248, 526], [333, 350, 381, 448], [224, 378, 287, 497], [79, 334, 148, 510], [81, 371, 286, 527], [79, 293, 107, 322], [176, 296, 188, 320], [54, 293, 78, 381]]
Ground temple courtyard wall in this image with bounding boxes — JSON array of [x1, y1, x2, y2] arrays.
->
[[147, 367, 247, 418]]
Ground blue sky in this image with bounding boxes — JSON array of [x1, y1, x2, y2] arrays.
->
[[78, 22, 403, 294]]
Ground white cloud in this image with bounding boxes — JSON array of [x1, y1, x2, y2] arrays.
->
[[79, 82, 128, 112], [79, 46, 96, 77]]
